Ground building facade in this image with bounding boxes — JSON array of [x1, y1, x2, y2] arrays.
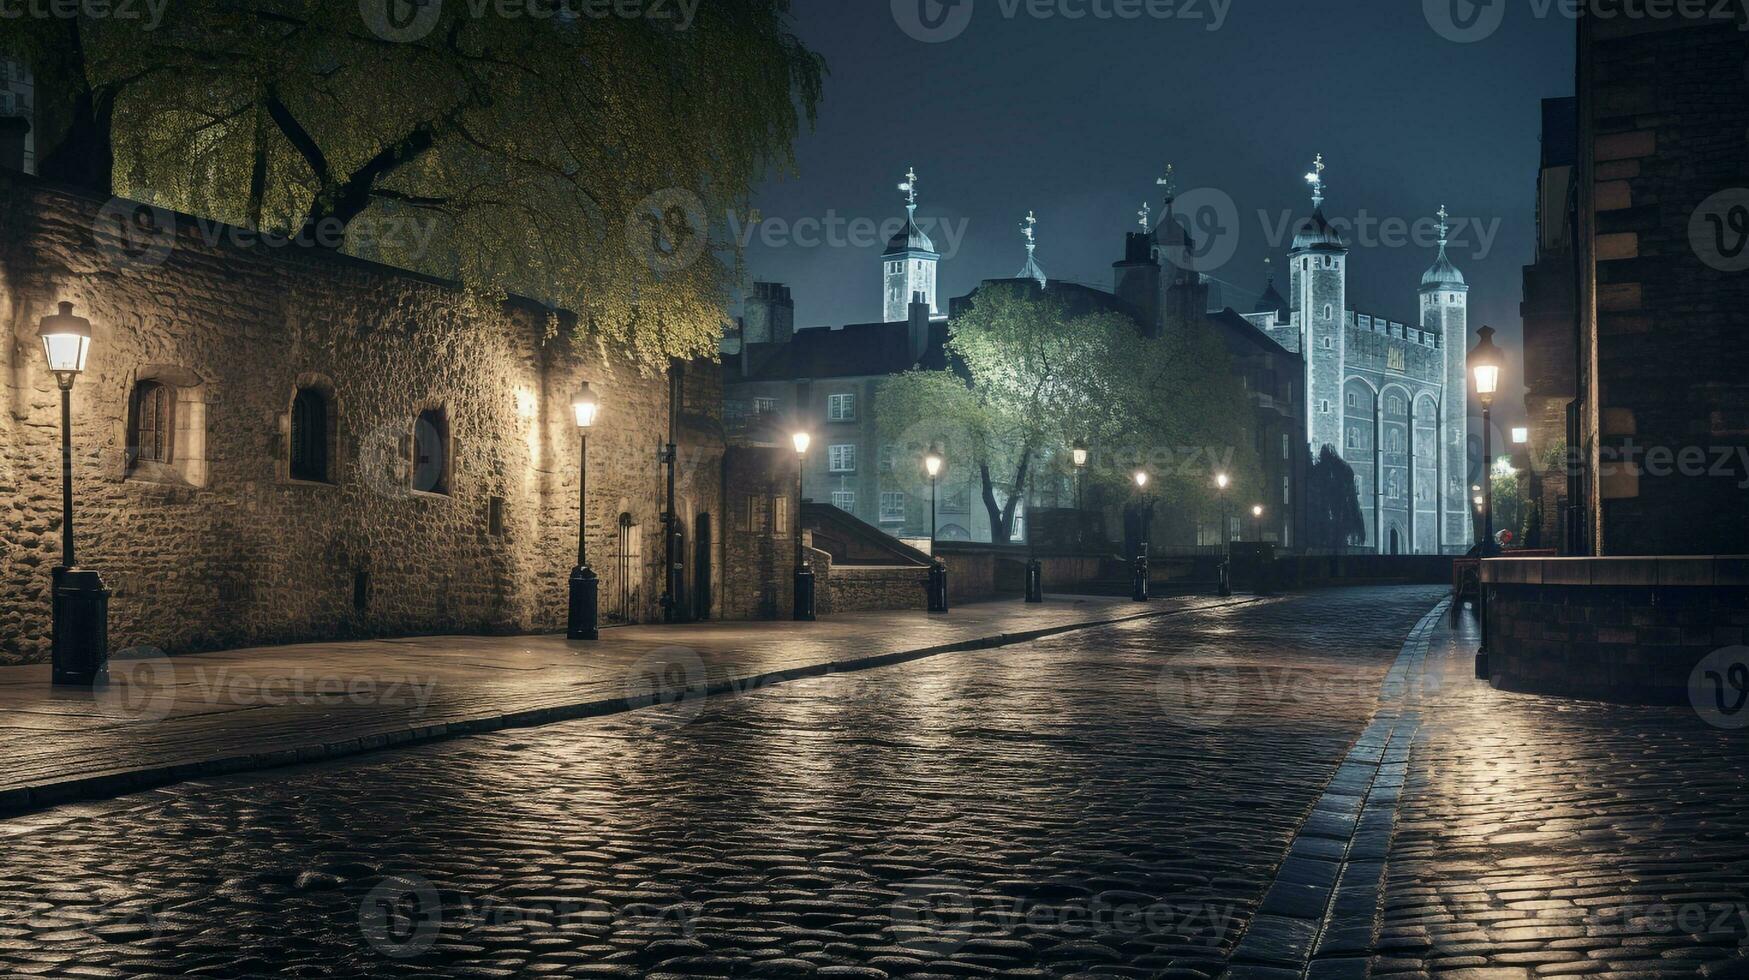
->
[[1231, 173, 1472, 554], [1571, 6, 1749, 556], [0, 175, 733, 665]]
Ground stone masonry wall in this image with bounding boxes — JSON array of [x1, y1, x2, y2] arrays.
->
[[0, 176, 725, 664]]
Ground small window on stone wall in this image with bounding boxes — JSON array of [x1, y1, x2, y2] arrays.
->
[[129, 381, 173, 466], [290, 387, 331, 482], [125, 368, 208, 487], [413, 408, 451, 495]]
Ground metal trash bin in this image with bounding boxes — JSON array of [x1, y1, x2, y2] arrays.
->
[[52, 567, 110, 686]]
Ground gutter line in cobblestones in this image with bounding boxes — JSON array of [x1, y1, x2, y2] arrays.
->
[[1225, 600, 1447, 980], [2, 598, 1262, 820]]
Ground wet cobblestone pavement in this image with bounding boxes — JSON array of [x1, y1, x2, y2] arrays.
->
[[0, 588, 1441, 979], [1371, 614, 1749, 979]]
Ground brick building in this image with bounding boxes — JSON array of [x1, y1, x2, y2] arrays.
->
[[1519, 97, 1579, 551], [0, 175, 739, 665], [1573, 7, 1749, 555]]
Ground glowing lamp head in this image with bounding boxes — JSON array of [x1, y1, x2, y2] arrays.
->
[[924, 444, 943, 478], [38, 302, 93, 380], [1071, 438, 1088, 469], [792, 431, 811, 456], [1216, 473, 1230, 490], [1512, 427, 1529, 445], [571, 381, 600, 429], [1134, 470, 1149, 489], [1468, 325, 1505, 402], [1252, 504, 1264, 518]]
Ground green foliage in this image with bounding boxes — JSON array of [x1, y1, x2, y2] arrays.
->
[[1305, 445, 1365, 551], [2, 1, 824, 370], [875, 284, 1259, 543], [1490, 467, 1524, 547]]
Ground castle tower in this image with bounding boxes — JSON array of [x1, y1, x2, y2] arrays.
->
[[1153, 166, 1210, 338], [1113, 202, 1161, 330], [1420, 205, 1473, 552], [1289, 154, 1349, 453], [883, 166, 940, 322]]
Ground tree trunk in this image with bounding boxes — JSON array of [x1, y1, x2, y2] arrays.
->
[[32, 24, 115, 194]]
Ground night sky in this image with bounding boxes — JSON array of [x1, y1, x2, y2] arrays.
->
[[741, 0, 1577, 428]]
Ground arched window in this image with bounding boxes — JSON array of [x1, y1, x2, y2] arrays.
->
[[290, 387, 330, 482], [413, 408, 451, 495], [128, 380, 174, 466]]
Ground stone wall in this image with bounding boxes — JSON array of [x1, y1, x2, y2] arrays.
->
[[1483, 557, 1749, 703], [0, 176, 727, 664], [721, 445, 799, 621], [823, 564, 928, 615]]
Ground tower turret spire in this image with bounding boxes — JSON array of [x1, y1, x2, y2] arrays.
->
[[1157, 163, 1177, 208], [1304, 153, 1327, 210], [898, 166, 919, 219], [1017, 210, 1046, 287], [1138, 201, 1151, 232]]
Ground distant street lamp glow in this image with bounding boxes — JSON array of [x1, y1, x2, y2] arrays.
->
[[1071, 438, 1089, 469], [1134, 470, 1148, 489], [925, 449, 943, 478], [792, 431, 811, 456], [1511, 426, 1529, 445], [568, 381, 601, 640], [792, 431, 814, 621], [571, 382, 599, 429]]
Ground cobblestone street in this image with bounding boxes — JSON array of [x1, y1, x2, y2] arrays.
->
[[2, 586, 1745, 978]]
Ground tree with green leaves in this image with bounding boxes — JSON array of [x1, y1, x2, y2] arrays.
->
[[1304, 445, 1366, 552], [874, 283, 1258, 544], [2, 1, 823, 369]]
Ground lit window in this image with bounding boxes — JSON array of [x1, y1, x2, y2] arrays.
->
[[831, 490, 856, 513], [753, 397, 776, 416], [828, 444, 856, 473], [1281, 433, 1290, 460], [880, 491, 906, 523], [827, 393, 856, 421]]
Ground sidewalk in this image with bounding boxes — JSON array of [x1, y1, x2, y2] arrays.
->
[[1367, 605, 1749, 977], [0, 594, 1242, 816]]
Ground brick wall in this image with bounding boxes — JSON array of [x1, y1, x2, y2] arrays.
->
[[1484, 557, 1749, 703], [1577, 13, 1749, 555], [0, 176, 727, 664]]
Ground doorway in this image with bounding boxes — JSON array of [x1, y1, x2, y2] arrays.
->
[[693, 513, 713, 621]]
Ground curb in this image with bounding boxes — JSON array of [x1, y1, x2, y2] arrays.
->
[[2, 596, 1264, 819]]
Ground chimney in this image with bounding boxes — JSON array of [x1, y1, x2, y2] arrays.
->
[[908, 292, 931, 364]]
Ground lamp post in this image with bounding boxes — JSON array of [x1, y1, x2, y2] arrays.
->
[[1024, 459, 1043, 604], [1215, 472, 1232, 597], [1131, 470, 1153, 602], [1469, 325, 1505, 679], [1071, 438, 1089, 550], [567, 383, 601, 641], [39, 302, 109, 686], [1252, 504, 1264, 542], [792, 432, 815, 621], [926, 445, 949, 613]]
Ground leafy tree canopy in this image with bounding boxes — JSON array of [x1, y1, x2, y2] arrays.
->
[[2, 1, 824, 369], [1304, 445, 1366, 551], [875, 283, 1259, 543]]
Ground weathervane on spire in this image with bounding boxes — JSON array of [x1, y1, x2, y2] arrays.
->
[[1264, 256, 1273, 283], [1437, 204, 1450, 248], [1157, 164, 1177, 205], [1018, 210, 1045, 287], [1138, 202, 1152, 232], [898, 166, 919, 218], [1304, 153, 1326, 209]]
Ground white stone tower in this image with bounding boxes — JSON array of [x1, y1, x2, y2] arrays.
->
[[883, 166, 940, 322], [1290, 154, 1349, 453], [1420, 205, 1473, 552]]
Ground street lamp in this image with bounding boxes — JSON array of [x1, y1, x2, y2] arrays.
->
[[1252, 503, 1264, 542], [1131, 470, 1153, 602], [568, 382, 601, 641], [1071, 438, 1089, 550], [1215, 472, 1232, 597], [1469, 324, 1506, 679], [38, 302, 109, 686], [792, 431, 815, 621], [925, 445, 948, 613], [1024, 454, 1044, 603]]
